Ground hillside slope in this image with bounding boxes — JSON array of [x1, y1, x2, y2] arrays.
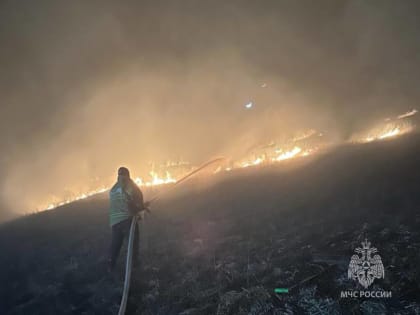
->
[[1, 135, 420, 314]]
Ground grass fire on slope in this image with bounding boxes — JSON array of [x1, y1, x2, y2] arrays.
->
[[36, 109, 418, 216], [1, 133, 420, 314]]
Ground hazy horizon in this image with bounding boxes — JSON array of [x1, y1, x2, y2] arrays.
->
[[1, 0, 419, 219]]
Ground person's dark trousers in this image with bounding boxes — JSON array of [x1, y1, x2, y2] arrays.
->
[[108, 218, 139, 271]]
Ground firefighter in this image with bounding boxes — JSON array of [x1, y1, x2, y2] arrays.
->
[[108, 166, 149, 272]]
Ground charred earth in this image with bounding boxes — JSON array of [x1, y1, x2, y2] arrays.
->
[[1, 134, 420, 314]]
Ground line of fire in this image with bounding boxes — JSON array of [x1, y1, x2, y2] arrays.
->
[[39, 109, 417, 212]]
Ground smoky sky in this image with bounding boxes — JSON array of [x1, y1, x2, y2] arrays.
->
[[0, 0, 419, 219]]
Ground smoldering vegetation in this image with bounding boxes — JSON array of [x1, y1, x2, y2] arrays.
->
[[1, 0, 420, 218], [1, 133, 420, 314]]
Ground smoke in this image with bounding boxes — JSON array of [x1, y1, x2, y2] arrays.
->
[[0, 0, 419, 218]]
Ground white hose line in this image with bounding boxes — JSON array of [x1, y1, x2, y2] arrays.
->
[[117, 216, 137, 315]]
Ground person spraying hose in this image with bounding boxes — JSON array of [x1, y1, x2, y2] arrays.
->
[[108, 167, 150, 273], [113, 158, 224, 315]]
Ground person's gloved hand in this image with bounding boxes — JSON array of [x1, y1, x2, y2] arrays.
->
[[144, 201, 151, 214]]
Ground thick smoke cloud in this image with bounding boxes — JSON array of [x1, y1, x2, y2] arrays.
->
[[0, 0, 419, 219]]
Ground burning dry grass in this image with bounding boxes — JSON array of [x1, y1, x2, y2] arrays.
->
[[351, 121, 414, 143], [37, 110, 417, 212]]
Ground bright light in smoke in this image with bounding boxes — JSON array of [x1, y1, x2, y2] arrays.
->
[[244, 102, 253, 109]]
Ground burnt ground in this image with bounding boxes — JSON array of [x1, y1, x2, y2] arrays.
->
[[1, 134, 420, 315]]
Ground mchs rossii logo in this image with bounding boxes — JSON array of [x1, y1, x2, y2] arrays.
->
[[348, 239, 384, 288], [341, 239, 391, 298]]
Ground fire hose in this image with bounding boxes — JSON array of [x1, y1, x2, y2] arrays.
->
[[117, 157, 225, 315]]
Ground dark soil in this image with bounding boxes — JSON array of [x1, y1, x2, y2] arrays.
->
[[1, 134, 420, 314]]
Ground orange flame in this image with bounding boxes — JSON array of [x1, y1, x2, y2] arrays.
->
[[37, 109, 417, 212]]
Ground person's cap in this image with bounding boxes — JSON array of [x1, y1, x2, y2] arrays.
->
[[118, 167, 130, 177]]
